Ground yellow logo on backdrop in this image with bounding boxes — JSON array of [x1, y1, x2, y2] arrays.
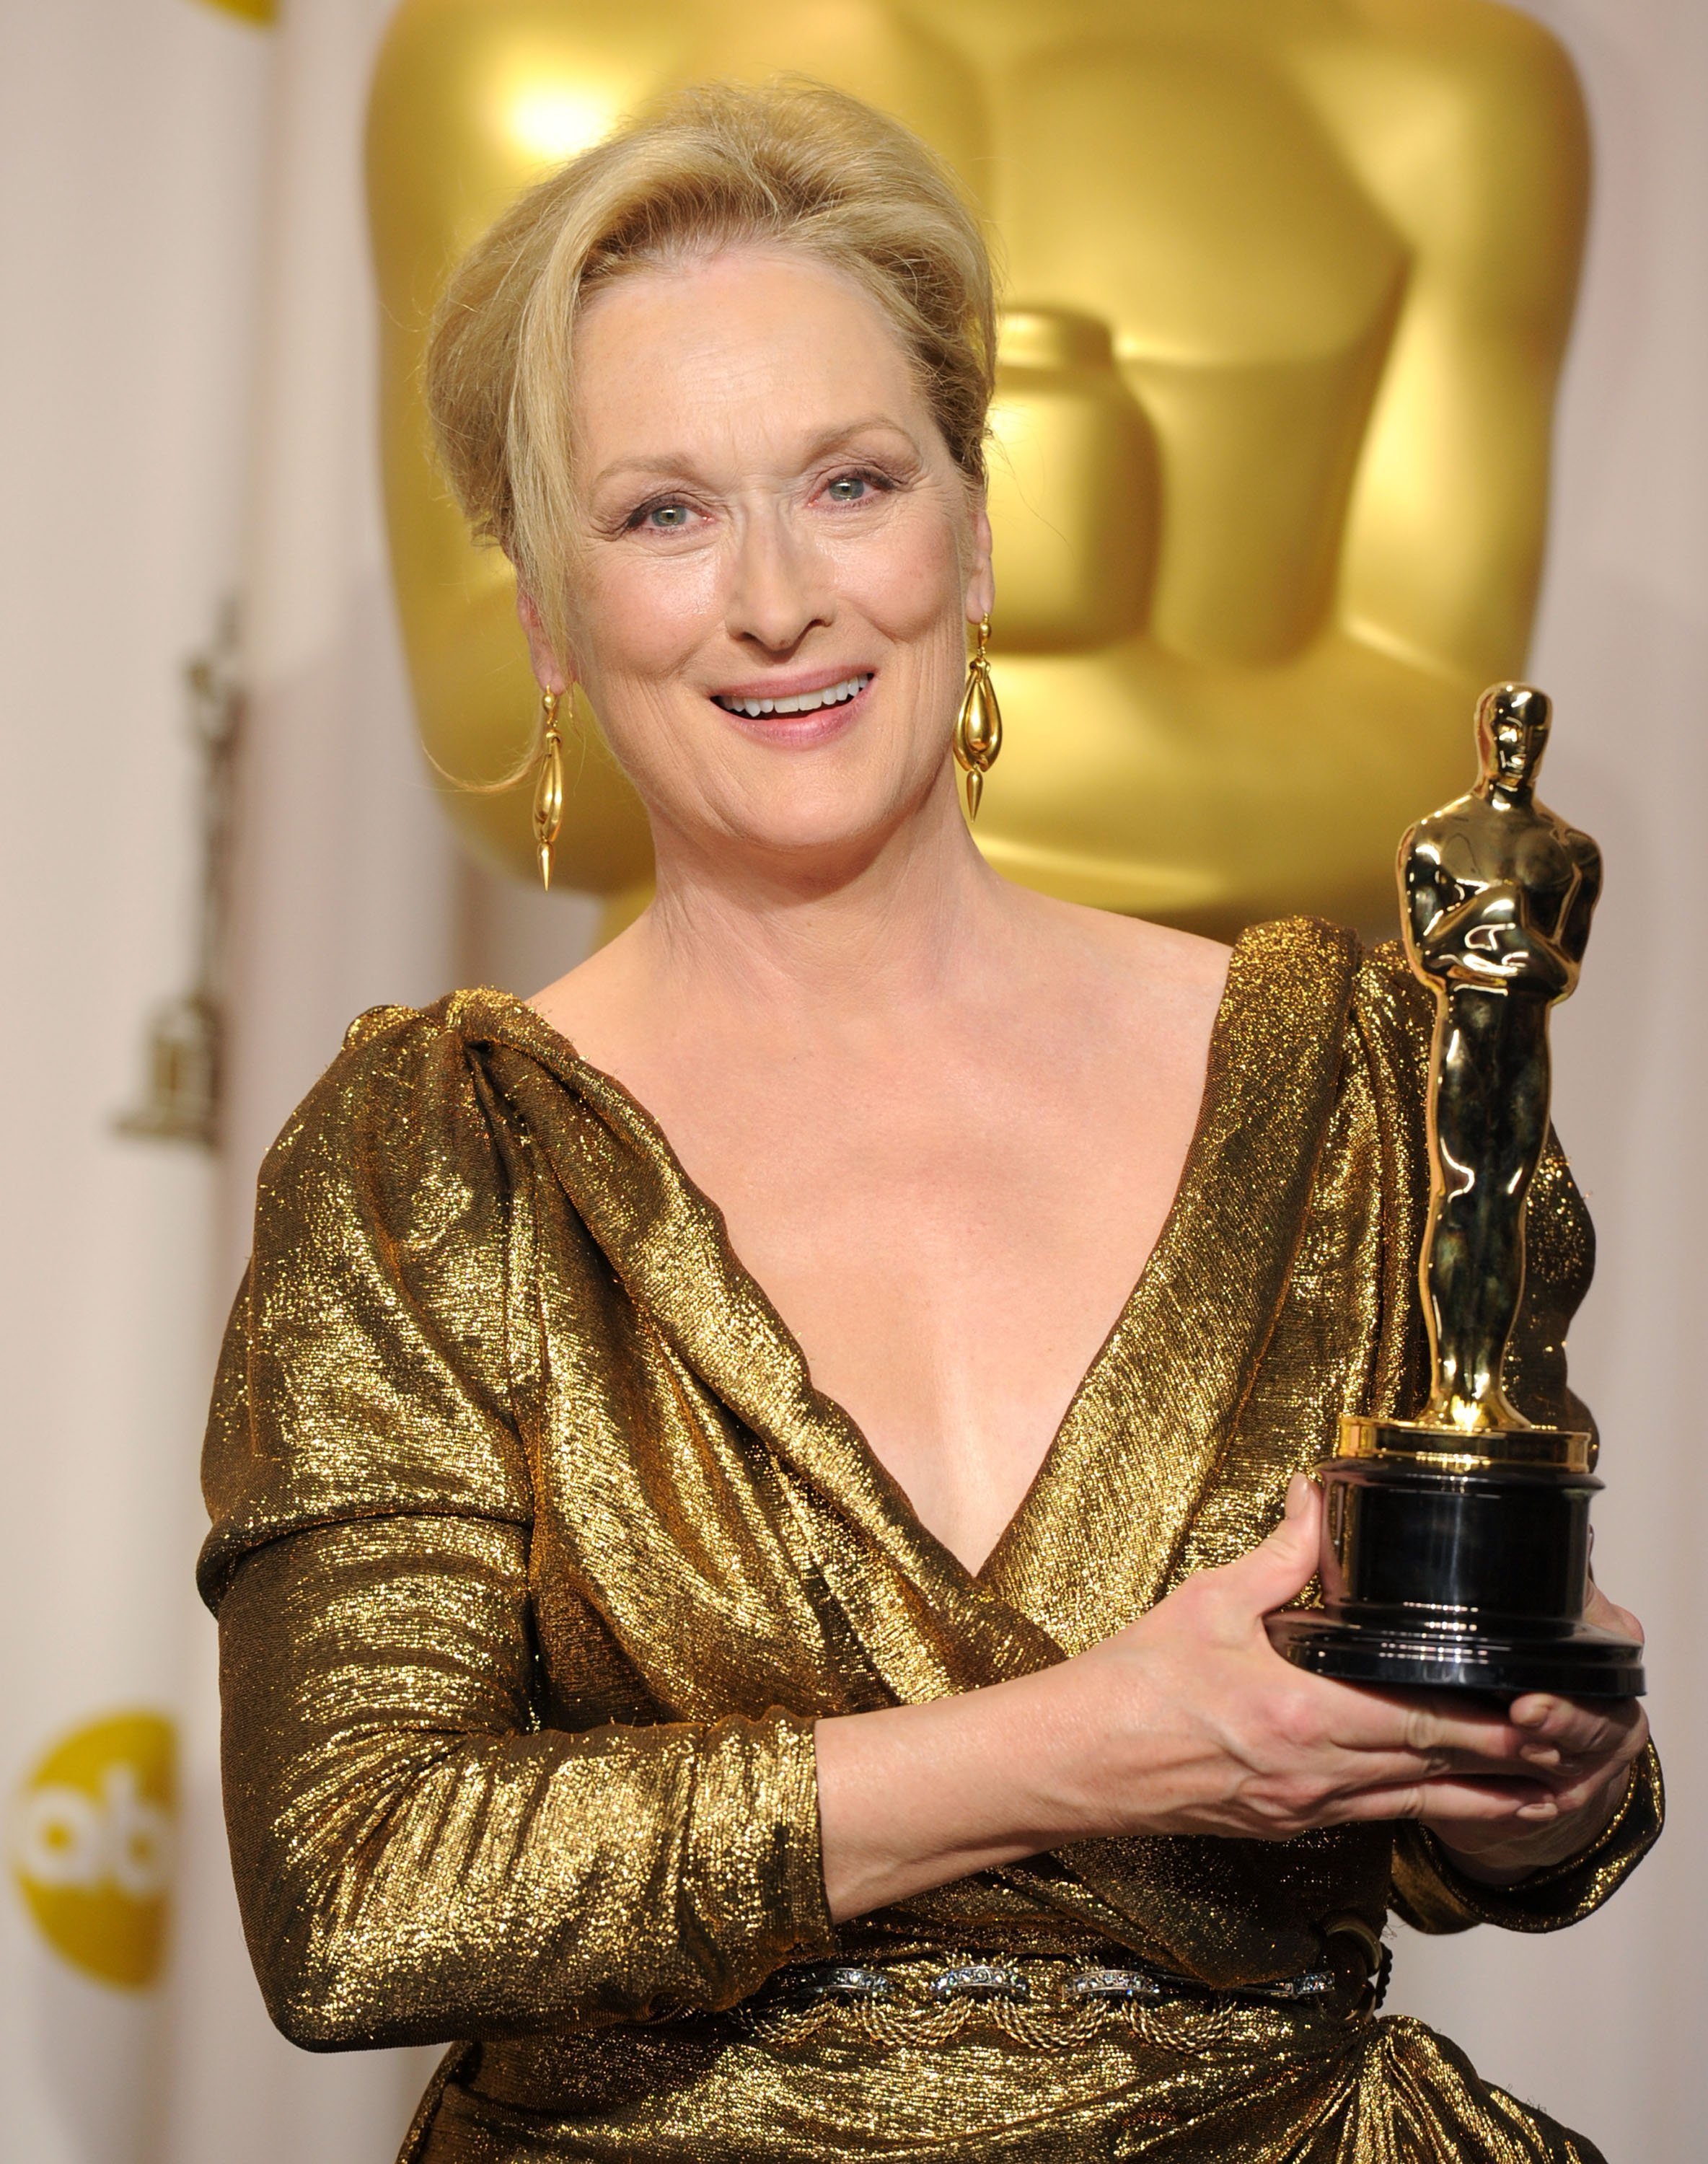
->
[[9, 1712, 177, 1989]]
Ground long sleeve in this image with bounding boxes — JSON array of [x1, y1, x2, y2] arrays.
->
[[199, 1007, 833, 2049], [1391, 1743, 1663, 1935]]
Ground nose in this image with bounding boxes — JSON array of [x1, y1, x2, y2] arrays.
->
[[723, 501, 832, 655]]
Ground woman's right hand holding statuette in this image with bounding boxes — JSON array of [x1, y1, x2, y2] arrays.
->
[[816, 1478, 1649, 1922]]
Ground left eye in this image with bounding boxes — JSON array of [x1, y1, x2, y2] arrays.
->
[[825, 475, 870, 503]]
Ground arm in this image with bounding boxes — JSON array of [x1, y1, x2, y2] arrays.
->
[[1287, 3, 1589, 685], [203, 1013, 832, 2047], [1559, 832, 1603, 969], [1427, 889, 1574, 994], [1400, 827, 1448, 979], [1393, 1738, 1662, 1932], [216, 1512, 829, 2046], [1406, 844, 1573, 994], [815, 1479, 1642, 1925]]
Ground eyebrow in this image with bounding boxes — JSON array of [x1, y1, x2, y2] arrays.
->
[[586, 417, 921, 494]]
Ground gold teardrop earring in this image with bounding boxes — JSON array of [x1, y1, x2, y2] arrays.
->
[[953, 615, 1003, 819], [532, 687, 565, 891]]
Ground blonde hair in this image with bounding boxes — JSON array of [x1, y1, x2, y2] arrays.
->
[[425, 78, 996, 661]]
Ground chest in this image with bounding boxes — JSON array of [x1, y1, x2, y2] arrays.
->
[[688, 1052, 1191, 1311], [1437, 824, 1580, 927], [519, 1025, 1391, 1711], [586, 1024, 1212, 1574]]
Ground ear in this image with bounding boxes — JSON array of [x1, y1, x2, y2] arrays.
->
[[514, 578, 573, 694], [964, 489, 995, 626]]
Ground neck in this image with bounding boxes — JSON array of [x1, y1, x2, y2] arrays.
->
[[1478, 773, 1533, 807], [636, 767, 1012, 1031]]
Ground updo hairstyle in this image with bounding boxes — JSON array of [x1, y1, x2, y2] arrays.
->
[[425, 78, 996, 661]]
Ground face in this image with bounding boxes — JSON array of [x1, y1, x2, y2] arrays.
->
[[521, 247, 992, 879], [1477, 687, 1551, 788]]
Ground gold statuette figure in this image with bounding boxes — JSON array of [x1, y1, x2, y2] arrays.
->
[[1404, 685, 1598, 1436], [1270, 685, 1646, 1697]]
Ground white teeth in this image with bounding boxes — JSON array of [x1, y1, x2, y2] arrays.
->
[[715, 673, 871, 718]]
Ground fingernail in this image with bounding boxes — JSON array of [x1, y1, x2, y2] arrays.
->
[[1285, 1474, 1311, 1514], [1520, 1744, 1562, 1767], [1513, 1699, 1552, 1728]]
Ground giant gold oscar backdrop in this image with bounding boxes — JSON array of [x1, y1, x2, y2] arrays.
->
[[366, 0, 1588, 936]]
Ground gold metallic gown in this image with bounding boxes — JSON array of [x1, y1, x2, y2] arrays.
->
[[200, 917, 1661, 2163]]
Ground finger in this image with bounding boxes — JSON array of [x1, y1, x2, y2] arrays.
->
[[1512, 1730, 1645, 1801], [1313, 1682, 1531, 1764], [1507, 1693, 1646, 1761], [1507, 1696, 1595, 1757], [1316, 1733, 1551, 1793], [1582, 1580, 1645, 1645], [1315, 1749, 1532, 1796], [1324, 1776, 1557, 1828], [1220, 1474, 1324, 1617], [1532, 1765, 1634, 1819]]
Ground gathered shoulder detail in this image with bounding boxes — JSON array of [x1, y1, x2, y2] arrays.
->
[[198, 995, 540, 1611]]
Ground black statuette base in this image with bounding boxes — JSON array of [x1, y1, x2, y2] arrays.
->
[[1267, 1609, 1645, 1697], [1265, 1448, 1645, 1699]]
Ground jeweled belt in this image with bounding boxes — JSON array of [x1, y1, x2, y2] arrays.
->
[[712, 1923, 1388, 2051]]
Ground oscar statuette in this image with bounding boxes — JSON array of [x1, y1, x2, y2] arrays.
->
[[1268, 685, 1646, 1697]]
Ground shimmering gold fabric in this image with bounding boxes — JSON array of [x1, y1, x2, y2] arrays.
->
[[201, 917, 1661, 2163]]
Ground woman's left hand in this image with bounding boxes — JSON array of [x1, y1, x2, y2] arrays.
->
[[1427, 1581, 1650, 1885]]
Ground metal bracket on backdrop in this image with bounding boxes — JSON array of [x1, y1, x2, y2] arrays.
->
[[113, 598, 244, 1151]]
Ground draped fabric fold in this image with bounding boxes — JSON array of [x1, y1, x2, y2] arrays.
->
[[201, 917, 1659, 2161]]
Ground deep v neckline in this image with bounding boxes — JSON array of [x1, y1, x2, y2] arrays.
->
[[493, 936, 1235, 1570], [954, 958, 1239, 1585], [461, 917, 1358, 1653]]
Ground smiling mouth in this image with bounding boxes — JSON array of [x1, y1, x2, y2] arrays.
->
[[711, 672, 873, 719]]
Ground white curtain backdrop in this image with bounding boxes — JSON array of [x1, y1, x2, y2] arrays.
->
[[167, 0, 591, 2154], [1385, 9, 1708, 2158], [0, 3, 269, 2160], [0, 1, 1701, 2158], [164, 0, 454, 2154]]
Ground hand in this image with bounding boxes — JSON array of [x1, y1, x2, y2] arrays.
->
[[1057, 1477, 1597, 1848], [1427, 1580, 1649, 1885], [814, 1480, 1648, 1923]]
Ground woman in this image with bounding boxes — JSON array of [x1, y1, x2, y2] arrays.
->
[[201, 82, 1658, 2163]]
